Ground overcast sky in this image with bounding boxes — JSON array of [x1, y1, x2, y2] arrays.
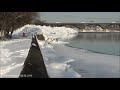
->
[[40, 12, 120, 23]]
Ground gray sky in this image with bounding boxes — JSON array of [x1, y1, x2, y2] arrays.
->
[[40, 12, 120, 23]]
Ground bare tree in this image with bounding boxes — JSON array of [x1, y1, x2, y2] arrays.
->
[[0, 12, 39, 39]]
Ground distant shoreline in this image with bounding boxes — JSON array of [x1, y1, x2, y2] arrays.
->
[[78, 32, 120, 33]]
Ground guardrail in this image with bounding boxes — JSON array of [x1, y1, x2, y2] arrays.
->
[[19, 35, 49, 78]]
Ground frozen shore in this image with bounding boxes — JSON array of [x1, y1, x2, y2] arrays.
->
[[52, 42, 120, 78]]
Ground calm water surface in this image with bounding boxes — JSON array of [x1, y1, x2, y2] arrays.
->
[[66, 32, 120, 56]]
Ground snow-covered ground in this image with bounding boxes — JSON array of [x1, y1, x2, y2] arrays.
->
[[53, 44, 120, 78], [0, 24, 119, 78], [0, 25, 81, 78], [38, 41, 81, 78], [0, 39, 31, 78]]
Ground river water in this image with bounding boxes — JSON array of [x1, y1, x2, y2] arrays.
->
[[66, 32, 120, 56], [60, 32, 120, 78]]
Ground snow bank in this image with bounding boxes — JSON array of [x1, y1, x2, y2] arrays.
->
[[0, 39, 31, 78], [12, 25, 42, 39], [40, 25, 78, 40], [38, 41, 81, 78], [47, 63, 81, 78], [13, 24, 78, 40]]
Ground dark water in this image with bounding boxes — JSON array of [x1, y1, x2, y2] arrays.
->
[[65, 32, 120, 56]]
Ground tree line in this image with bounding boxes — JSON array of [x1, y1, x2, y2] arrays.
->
[[0, 12, 43, 39]]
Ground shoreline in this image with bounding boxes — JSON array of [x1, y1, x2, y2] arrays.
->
[[52, 42, 120, 78], [65, 44, 120, 56]]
